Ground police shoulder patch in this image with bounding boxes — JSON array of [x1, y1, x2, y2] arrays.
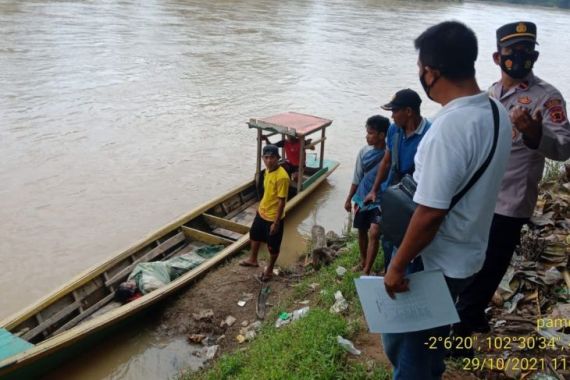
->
[[518, 96, 532, 105], [544, 98, 562, 109], [549, 105, 567, 124]]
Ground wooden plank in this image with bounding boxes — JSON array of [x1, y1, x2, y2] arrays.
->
[[202, 214, 250, 234], [241, 189, 257, 203], [225, 198, 257, 219], [51, 292, 115, 336], [104, 232, 186, 288], [211, 228, 242, 241], [305, 136, 326, 149], [181, 226, 233, 246], [302, 167, 329, 190], [72, 291, 84, 313], [74, 277, 105, 304], [22, 301, 81, 341]]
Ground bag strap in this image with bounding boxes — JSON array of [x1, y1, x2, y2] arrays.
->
[[390, 128, 402, 174], [449, 98, 500, 209]]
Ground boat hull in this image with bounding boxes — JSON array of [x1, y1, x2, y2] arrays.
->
[[0, 159, 339, 379]]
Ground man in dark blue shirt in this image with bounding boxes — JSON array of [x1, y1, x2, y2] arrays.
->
[[365, 89, 431, 271]]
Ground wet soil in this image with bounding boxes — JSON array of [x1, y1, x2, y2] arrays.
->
[[156, 253, 305, 353]]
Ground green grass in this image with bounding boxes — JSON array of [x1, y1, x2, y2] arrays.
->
[[181, 237, 391, 380]]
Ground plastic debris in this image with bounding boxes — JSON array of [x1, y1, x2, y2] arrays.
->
[[220, 315, 237, 328], [493, 320, 507, 328], [187, 333, 206, 344], [245, 330, 256, 341], [292, 306, 310, 321], [195, 345, 219, 360], [544, 266, 563, 285], [238, 292, 254, 307], [249, 321, 263, 331], [275, 312, 291, 328], [274, 307, 309, 328], [192, 309, 214, 321], [309, 283, 320, 291], [337, 336, 361, 355], [504, 293, 525, 314], [205, 345, 219, 360], [452, 175, 570, 377], [241, 292, 255, 301], [330, 291, 349, 314]]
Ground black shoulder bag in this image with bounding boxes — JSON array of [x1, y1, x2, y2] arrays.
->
[[379, 98, 500, 246]]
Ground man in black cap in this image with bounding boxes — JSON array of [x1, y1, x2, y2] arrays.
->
[[454, 21, 570, 349], [364, 89, 431, 272], [240, 144, 290, 281]]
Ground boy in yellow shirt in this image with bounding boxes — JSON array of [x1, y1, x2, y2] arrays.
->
[[240, 145, 289, 281]]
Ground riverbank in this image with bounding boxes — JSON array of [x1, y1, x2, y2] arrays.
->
[[166, 164, 569, 379], [167, 231, 478, 380], [175, 234, 392, 380]]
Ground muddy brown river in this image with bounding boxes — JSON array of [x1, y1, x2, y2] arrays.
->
[[1, 0, 569, 378]]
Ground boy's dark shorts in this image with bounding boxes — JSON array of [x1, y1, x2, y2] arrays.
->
[[353, 206, 381, 231], [250, 213, 285, 253]]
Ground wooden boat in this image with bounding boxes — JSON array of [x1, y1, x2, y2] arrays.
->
[[0, 112, 339, 379]]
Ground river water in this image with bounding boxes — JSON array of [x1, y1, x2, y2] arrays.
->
[[1, 0, 569, 378]]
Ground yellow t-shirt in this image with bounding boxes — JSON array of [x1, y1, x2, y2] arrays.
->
[[258, 167, 290, 221]]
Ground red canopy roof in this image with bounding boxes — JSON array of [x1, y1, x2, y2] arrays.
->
[[248, 112, 332, 137]]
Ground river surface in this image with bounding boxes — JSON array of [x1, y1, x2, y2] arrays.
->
[[1, 0, 569, 378]]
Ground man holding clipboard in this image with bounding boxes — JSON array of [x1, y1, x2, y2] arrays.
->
[[377, 21, 512, 380]]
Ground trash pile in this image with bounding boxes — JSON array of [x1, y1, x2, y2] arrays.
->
[[178, 226, 358, 373], [481, 176, 570, 379]]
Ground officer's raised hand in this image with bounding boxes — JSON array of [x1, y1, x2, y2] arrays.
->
[[511, 106, 542, 148]]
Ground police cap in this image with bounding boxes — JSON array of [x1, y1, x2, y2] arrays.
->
[[496, 22, 538, 47]]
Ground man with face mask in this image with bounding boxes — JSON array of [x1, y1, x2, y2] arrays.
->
[[453, 22, 570, 348], [364, 89, 431, 272], [380, 21, 512, 379]]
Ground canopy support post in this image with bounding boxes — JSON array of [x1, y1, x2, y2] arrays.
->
[[297, 137, 306, 191], [319, 128, 325, 169]]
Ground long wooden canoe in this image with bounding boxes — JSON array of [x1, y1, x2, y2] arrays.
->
[[0, 112, 338, 379]]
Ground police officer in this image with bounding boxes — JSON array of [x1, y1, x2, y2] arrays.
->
[[454, 22, 570, 347]]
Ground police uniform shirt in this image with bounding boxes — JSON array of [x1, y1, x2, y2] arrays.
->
[[490, 73, 570, 218]]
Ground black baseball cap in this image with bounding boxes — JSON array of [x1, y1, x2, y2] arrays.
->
[[262, 144, 280, 157], [381, 89, 422, 111], [497, 22, 538, 47]]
